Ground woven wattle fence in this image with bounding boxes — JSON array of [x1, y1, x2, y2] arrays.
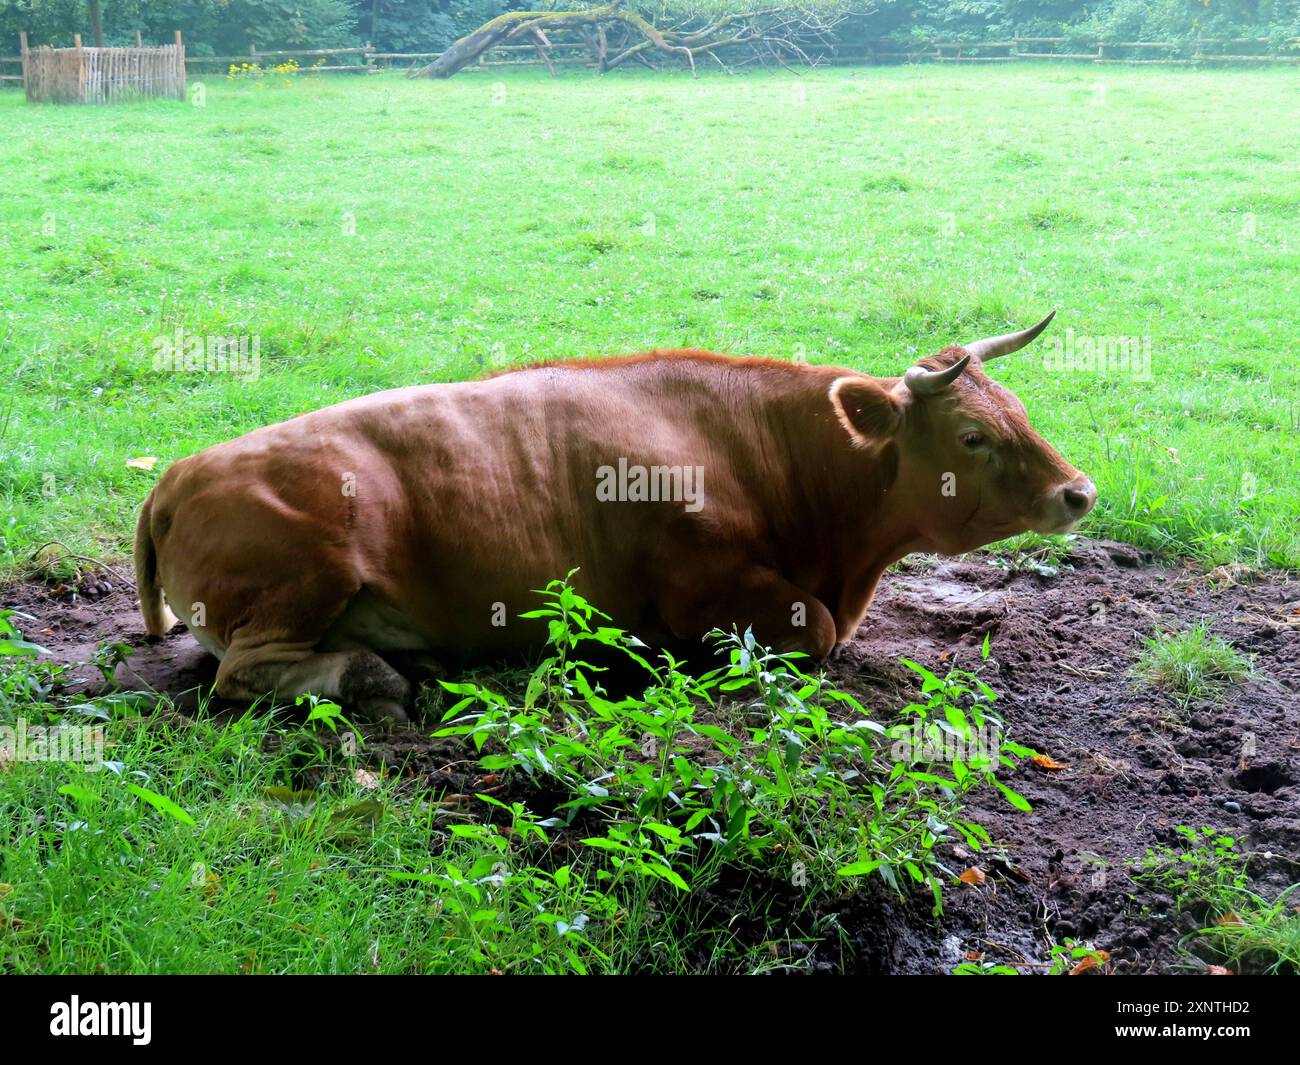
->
[[21, 31, 185, 103]]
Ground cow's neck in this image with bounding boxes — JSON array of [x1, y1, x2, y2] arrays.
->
[[757, 369, 925, 619]]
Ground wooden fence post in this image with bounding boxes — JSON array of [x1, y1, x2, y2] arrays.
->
[[175, 29, 185, 99], [74, 33, 85, 102], [19, 30, 29, 101]]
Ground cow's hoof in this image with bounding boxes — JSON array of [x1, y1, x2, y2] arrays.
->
[[357, 698, 409, 724]]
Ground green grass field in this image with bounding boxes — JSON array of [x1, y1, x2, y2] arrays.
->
[[1, 64, 1297, 569], [1, 65, 1299, 976]]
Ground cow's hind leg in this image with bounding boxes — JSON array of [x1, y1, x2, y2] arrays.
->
[[216, 640, 412, 724]]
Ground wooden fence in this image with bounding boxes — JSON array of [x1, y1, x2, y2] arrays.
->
[[898, 36, 1300, 65], [229, 36, 1300, 72], [5, 33, 1299, 90], [20, 31, 185, 102], [183, 44, 381, 75]]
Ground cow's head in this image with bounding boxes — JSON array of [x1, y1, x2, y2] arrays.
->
[[830, 312, 1096, 555]]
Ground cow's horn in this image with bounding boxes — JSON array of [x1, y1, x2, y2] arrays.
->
[[903, 354, 970, 396], [963, 311, 1056, 362]]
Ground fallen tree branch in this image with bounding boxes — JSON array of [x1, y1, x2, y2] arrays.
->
[[409, 3, 848, 79]]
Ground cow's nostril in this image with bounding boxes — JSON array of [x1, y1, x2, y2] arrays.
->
[[1061, 479, 1096, 514]]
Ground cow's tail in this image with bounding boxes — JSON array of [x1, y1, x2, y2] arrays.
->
[[134, 492, 176, 636]]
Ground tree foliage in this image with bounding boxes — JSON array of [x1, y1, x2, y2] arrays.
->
[[1, 0, 357, 52], [4, 0, 1298, 56]]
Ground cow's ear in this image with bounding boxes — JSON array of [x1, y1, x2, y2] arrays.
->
[[829, 377, 904, 446]]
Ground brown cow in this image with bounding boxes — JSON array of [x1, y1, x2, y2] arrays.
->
[[134, 313, 1094, 721]]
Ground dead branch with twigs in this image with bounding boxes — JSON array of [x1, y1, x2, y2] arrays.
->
[[408, 1, 850, 79]]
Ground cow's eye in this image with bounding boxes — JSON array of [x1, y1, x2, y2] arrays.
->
[[961, 431, 986, 449]]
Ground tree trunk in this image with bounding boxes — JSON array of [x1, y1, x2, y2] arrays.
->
[[415, 9, 616, 79], [89, 0, 105, 48]]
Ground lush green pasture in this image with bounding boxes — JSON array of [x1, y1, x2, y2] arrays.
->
[[0, 64, 1297, 567], [2, 66, 1298, 974]]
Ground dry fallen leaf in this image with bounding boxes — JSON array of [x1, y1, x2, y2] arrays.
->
[[1031, 754, 1070, 770], [964, 950, 984, 962], [1069, 950, 1110, 975], [126, 456, 158, 471], [958, 867, 986, 886]]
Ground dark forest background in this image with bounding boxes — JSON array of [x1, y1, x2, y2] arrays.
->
[[4, 1, 1299, 57]]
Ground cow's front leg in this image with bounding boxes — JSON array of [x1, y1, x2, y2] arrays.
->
[[659, 566, 837, 662], [216, 642, 411, 724]]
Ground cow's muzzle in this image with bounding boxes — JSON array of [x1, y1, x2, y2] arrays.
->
[[1037, 475, 1097, 533]]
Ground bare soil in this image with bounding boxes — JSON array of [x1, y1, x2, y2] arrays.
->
[[8, 538, 1298, 973]]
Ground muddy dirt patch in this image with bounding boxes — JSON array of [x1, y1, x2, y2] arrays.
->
[[5, 538, 1297, 973]]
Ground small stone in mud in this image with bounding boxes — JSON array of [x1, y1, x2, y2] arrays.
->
[[1222, 801, 1242, 814], [1106, 545, 1143, 568], [1125, 927, 1150, 948]]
